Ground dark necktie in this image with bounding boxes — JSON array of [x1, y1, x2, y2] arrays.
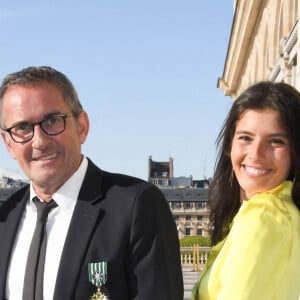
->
[[23, 197, 57, 300]]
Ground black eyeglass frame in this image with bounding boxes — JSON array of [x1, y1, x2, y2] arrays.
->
[[3, 113, 75, 143]]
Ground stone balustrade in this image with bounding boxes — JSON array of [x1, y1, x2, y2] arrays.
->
[[180, 246, 211, 271]]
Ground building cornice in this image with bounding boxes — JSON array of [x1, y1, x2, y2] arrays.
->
[[218, 0, 265, 96]]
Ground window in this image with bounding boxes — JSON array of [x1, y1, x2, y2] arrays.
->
[[197, 228, 203, 236], [195, 202, 207, 208], [174, 215, 179, 221], [172, 202, 181, 209], [185, 228, 191, 236], [197, 215, 203, 221], [186, 215, 191, 221], [195, 202, 201, 208], [184, 202, 193, 209]]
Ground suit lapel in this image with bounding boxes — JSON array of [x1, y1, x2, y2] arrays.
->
[[53, 160, 105, 299], [0, 186, 29, 298]]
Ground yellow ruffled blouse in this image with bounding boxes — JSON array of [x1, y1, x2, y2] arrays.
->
[[192, 181, 300, 300]]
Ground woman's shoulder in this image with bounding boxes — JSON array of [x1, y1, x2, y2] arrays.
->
[[241, 181, 295, 217]]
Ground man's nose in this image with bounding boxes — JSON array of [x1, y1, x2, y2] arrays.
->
[[31, 124, 50, 146]]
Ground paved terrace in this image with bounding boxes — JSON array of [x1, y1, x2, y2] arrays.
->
[[183, 270, 200, 300]]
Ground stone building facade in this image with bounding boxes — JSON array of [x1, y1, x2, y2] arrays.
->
[[218, 0, 299, 98], [148, 157, 210, 239], [160, 187, 210, 239]]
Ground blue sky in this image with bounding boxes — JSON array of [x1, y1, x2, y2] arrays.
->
[[0, 1, 233, 180]]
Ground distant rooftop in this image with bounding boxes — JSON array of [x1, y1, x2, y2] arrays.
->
[[0, 167, 28, 181], [161, 187, 209, 202]]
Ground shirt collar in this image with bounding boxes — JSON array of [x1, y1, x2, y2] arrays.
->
[[30, 156, 88, 211]]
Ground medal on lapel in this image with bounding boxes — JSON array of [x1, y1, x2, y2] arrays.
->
[[88, 261, 108, 300]]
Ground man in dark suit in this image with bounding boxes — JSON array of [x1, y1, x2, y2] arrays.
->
[[0, 66, 183, 300]]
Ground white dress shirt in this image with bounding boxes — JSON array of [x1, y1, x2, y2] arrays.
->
[[6, 157, 88, 300]]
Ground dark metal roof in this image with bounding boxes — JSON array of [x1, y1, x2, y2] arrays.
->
[[161, 188, 208, 202]]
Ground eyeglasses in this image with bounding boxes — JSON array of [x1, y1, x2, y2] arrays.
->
[[3, 113, 75, 143]]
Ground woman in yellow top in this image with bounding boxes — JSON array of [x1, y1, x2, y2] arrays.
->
[[192, 81, 300, 300]]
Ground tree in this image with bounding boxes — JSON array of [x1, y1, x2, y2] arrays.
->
[[180, 236, 211, 247]]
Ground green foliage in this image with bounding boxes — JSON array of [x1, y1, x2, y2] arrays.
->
[[180, 236, 211, 247]]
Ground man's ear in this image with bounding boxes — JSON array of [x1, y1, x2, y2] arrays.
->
[[0, 131, 17, 159], [78, 111, 89, 144]]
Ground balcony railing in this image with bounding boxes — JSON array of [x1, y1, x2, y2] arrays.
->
[[180, 246, 211, 271], [171, 207, 209, 214]]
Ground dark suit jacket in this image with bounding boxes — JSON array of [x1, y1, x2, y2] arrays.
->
[[0, 159, 183, 300]]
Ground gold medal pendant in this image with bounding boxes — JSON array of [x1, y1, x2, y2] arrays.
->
[[90, 287, 108, 300]]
